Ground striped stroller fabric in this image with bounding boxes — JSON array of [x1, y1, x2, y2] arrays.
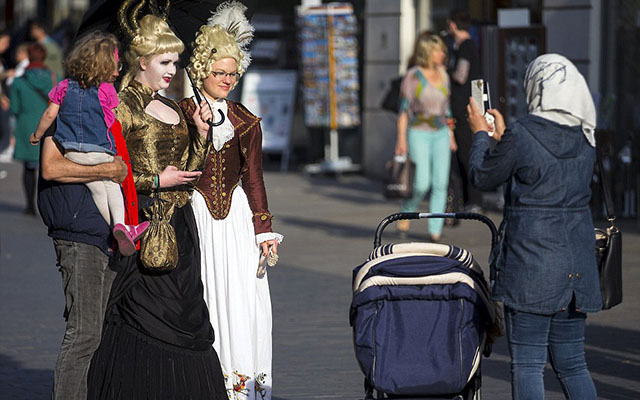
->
[[369, 242, 476, 268]]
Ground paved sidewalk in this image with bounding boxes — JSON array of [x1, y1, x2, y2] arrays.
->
[[1, 160, 639, 399]]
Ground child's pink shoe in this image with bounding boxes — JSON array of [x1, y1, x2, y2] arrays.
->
[[113, 222, 149, 256], [129, 221, 150, 242], [113, 224, 136, 256]]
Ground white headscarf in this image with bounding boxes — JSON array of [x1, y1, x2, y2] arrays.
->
[[524, 53, 597, 147]]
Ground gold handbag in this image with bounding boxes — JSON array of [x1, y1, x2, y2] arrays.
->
[[139, 198, 178, 271]]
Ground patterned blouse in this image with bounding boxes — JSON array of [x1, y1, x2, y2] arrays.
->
[[399, 66, 451, 131]]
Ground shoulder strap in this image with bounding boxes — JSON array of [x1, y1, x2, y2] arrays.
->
[[22, 74, 50, 104], [596, 142, 616, 222]]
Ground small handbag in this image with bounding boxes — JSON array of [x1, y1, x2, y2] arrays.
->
[[383, 155, 415, 199], [139, 197, 179, 271], [594, 146, 623, 310]]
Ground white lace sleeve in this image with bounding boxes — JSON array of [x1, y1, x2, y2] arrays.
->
[[255, 232, 284, 246]]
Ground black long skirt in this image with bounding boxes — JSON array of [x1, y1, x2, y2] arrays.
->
[[88, 203, 227, 400]]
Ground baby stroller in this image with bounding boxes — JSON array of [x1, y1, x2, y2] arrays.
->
[[349, 212, 501, 400]]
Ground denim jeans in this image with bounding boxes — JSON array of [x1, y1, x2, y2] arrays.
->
[[53, 239, 116, 400], [505, 304, 597, 400]]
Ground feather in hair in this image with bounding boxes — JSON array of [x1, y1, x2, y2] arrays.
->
[[207, 1, 254, 46], [207, 1, 254, 73]]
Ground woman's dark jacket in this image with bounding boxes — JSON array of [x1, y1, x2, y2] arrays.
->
[[469, 114, 602, 314]]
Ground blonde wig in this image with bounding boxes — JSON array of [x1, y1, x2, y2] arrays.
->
[[412, 31, 447, 69], [187, 1, 254, 90], [121, 14, 184, 88]]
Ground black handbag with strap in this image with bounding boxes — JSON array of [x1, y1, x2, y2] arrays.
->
[[594, 145, 622, 310]]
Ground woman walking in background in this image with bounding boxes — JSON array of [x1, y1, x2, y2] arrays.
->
[[467, 53, 600, 399], [9, 43, 55, 215], [394, 31, 456, 241]]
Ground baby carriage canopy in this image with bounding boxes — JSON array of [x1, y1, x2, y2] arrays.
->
[[350, 212, 500, 399]]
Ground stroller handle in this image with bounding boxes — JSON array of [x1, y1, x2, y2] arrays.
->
[[374, 212, 498, 250]]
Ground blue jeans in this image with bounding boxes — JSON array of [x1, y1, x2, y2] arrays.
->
[[505, 304, 597, 400], [401, 127, 451, 235], [53, 239, 116, 400]]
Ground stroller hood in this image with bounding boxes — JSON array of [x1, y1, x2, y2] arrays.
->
[[350, 243, 498, 397]]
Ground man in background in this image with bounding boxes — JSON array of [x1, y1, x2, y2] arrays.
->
[[447, 9, 483, 212]]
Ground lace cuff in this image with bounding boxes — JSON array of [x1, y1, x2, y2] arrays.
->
[[255, 232, 284, 246]]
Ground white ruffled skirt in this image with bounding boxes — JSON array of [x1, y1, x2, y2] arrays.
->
[[192, 188, 272, 400]]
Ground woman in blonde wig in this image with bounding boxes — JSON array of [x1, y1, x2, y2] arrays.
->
[[179, 2, 282, 399], [87, 7, 226, 399]]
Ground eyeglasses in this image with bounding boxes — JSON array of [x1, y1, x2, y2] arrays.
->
[[211, 70, 240, 79], [117, 61, 123, 72]]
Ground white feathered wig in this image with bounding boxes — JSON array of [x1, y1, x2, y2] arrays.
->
[[187, 1, 254, 89]]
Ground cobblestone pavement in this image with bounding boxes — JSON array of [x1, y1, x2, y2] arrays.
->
[[1, 160, 639, 399]]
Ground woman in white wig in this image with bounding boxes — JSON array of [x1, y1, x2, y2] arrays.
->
[[467, 53, 600, 399], [179, 2, 282, 399]]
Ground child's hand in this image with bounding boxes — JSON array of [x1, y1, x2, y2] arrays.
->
[[29, 132, 40, 145]]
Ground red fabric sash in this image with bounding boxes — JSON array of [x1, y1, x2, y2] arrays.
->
[[111, 120, 139, 229]]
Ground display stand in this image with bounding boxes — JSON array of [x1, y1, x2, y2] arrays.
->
[[241, 70, 297, 172], [298, 3, 361, 174]]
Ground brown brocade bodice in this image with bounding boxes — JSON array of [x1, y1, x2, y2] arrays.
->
[[179, 98, 273, 234]]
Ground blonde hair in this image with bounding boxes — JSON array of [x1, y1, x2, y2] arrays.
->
[[187, 25, 244, 90], [121, 14, 184, 88], [65, 32, 119, 88], [411, 31, 447, 68]]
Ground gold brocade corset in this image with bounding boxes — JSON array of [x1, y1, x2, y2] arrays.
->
[[117, 80, 207, 207]]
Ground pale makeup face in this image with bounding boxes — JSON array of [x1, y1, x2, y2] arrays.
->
[[202, 57, 239, 100], [138, 52, 180, 92]]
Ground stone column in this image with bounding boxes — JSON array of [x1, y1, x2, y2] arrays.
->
[[362, 0, 415, 179]]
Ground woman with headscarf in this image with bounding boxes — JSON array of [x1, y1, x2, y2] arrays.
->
[[466, 53, 600, 399], [179, 2, 282, 398], [86, 10, 226, 399]]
